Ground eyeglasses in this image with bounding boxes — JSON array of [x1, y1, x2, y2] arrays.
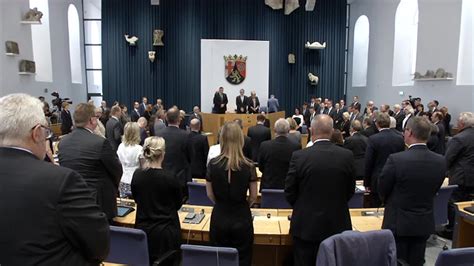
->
[[31, 124, 53, 139]]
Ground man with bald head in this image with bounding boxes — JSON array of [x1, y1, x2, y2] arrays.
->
[[188, 118, 209, 179], [285, 114, 356, 265], [258, 118, 300, 190]]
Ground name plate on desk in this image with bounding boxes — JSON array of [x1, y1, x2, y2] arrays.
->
[[361, 210, 384, 216]]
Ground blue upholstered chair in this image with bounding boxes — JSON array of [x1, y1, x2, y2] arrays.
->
[[187, 182, 214, 206], [106, 226, 149, 265], [434, 185, 458, 226], [181, 244, 239, 266], [435, 247, 474, 266], [260, 189, 292, 209]]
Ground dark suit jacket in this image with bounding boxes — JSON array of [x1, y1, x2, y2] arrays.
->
[[131, 109, 140, 122], [285, 141, 355, 241], [0, 148, 109, 265], [213, 92, 228, 114], [189, 112, 203, 131], [105, 117, 123, 151], [59, 128, 123, 220], [61, 109, 73, 135], [188, 131, 209, 179], [434, 122, 446, 155], [258, 136, 300, 190], [243, 135, 252, 159], [138, 103, 147, 116], [364, 129, 405, 191], [379, 145, 446, 236], [248, 97, 260, 114], [445, 126, 474, 187], [236, 95, 249, 113], [247, 124, 271, 162], [394, 111, 405, 131], [351, 101, 362, 111], [344, 132, 368, 179], [155, 126, 192, 189], [361, 125, 378, 138], [302, 108, 311, 127]]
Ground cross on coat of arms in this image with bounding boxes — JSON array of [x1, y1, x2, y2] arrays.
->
[[224, 54, 247, 85]]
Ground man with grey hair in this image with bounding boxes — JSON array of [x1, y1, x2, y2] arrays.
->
[[59, 103, 123, 221], [286, 114, 355, 265], [267, 94, 279, 113], [443, 112, 474, 237], [0, 94, 109, 265], [188, 118, 209, 179], [258, 118, 300, 190], [393, 103, 405, 131], [365, 112, 405, 207]]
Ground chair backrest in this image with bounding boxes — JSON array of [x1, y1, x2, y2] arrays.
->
[[316, 229, 397, 266], [348, 190, 365, 208], [435, 247, 474, 266], [181, 244, 239, 266], [187, 182, 214, 206], [106, 225, 149, 265], [260, 189, 292, 209], [434, 185, 458, 226]]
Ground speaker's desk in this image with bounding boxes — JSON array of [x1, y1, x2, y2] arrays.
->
[[453, 201, 474, 248]]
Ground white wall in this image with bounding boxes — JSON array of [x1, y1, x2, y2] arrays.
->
[[201, 39, 270, 113], [347, 0, 474, 122], [0, 0, 86, 106]]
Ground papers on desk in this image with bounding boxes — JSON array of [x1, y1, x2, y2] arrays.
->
[[356, 185, 366, 192]]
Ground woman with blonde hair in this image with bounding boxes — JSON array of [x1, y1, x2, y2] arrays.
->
[[206, 122, 258, 266], [117, 122, 142, 197], [286, 117, 301, 145], [93, 107, 106, 138], [131, 137, 182, 265]]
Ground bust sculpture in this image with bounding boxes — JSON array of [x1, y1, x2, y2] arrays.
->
[[153, 30, 164, 46]]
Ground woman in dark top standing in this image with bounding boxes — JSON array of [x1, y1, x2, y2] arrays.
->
[[131, 136, 182, 265], [206, 122, 258, 266]]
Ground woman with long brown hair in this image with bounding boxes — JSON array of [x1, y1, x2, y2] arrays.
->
[[206, 122, 258, 266]]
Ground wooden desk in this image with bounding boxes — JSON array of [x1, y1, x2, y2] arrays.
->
[[453, 201, 474, 248]]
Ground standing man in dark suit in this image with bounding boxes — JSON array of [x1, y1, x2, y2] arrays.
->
[[393, 104, 405, 131], [443, 112, 474, 237], [189, 106, 203, 131], [0, 94, 110, 265], [236, 88, 248, 114], [213, 87, 228, 114], [131, 101, 141, 122], [286, 115, 355, 265], [344, 120, 368, 180], [247, 114, 271, 162], [138, 97, 148, 116], [259, 119, 300, 190], [431, 111, 446, 155], [364, 112, 405, 207], [59, 103, 123, 221], [105, 105, 123, 151], [302, 102, 310, 127], [350, 95, 361, 111], [155, 107, 192, 198], [267, 94, 279, 113], [188, 118, 209, 179], [60, 102, 73, 135], [379, 117, 446, 266], [323, 100, 337, 120]]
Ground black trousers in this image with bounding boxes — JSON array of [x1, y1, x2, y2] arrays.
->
[[447, 186, 474, 229], [293, 237, 320, 266], [395, 235, 429, 266]]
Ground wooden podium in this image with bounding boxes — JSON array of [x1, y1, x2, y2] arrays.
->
[[201, 111, 286, 145]]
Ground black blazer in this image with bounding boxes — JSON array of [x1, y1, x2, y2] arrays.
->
[[379, 145, 446, 236], [105, 117, 123, 151], [58, 128, 123, 220], [394, 111, 405, 131], [445, 127, 474, 187], [361, 125, 378, 138], [248, 97, 260, 114], [247, 124, 271, 162], [285, 141, 355, 241], [0, 148, 110, 265], [236, 95, 249, 113], [434, 122, 446, 155], [155, 126, 192, 189], [61, 109, 73, 135], [364, 129, 405, 191], [131, 109, 140, 122], [213, 92, 228, 114], [343, 132, 368, 179], [243, 135, 252, 160], [258, 136, 301, 190], [188, 131, 210, 179]]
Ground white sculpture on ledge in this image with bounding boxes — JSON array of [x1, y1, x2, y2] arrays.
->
[[308, 72, 319, 85], [124, 35, 139, 46], [305, 41, 326, 49]]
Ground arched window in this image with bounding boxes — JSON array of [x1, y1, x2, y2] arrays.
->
[[30, 0, 53, 82], [68, 4, 82, 84], [352, 15, 370, 87], [392, 0, 418, 86], [456, 0, 473, 85]]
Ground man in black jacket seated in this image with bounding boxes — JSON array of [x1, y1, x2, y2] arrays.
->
[[379, 116, 445, 266], [188, 118, 209, 179], [0, 94, 109, 265], [59, 103, 123, 221], [285, 114, 355, 266], [259, 118, 300, 190]]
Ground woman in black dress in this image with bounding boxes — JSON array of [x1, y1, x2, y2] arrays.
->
[[131, 136, 182, 265], [206, 122, 258, 266]]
